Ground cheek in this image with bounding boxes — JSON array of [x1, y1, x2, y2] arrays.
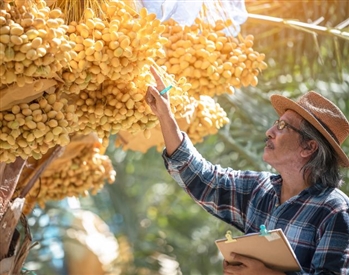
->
[[277, 137, 302, 159]]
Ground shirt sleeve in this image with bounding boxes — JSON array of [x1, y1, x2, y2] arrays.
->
[[162, 132, 271, 231]]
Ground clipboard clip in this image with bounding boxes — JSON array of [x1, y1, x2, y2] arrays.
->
[[259, 224, 270, 236], [224, 230, 237, 243]]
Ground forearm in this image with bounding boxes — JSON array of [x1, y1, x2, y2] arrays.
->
[[158, 113, 183, 156]]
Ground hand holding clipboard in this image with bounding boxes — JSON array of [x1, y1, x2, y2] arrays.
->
[[215, 225, 301, 272]]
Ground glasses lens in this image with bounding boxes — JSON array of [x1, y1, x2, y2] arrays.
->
[[278, 120, 286, 130], [274, 119, 303, 135]]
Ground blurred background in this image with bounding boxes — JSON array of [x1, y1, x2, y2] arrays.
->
[[16, 0, 349, 274]]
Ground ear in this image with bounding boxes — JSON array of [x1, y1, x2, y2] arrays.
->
[[300, 140, 318, 158]]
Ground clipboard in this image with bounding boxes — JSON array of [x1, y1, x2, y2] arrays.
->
[[215, 226, 301, 272]]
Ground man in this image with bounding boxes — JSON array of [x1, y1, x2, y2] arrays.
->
[[146, 67, 349, 274]]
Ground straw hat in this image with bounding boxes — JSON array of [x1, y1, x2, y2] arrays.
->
[[270, 91, 349, 167]]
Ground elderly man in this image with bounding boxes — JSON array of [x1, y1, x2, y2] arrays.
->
[[146, 67, 349, 274]]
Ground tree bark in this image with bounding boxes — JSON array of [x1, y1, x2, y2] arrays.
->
[[0, 158, 26, 221]]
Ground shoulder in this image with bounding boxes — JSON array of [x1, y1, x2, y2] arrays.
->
[[228, 170, 276, 185], [308, 188, 349, 236], [231, 170, 277, 196], [311, 188, 349, 228], [324, 188, 349, 210]]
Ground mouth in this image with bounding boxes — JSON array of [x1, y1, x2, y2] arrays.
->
[[264, 138, 274, 149]]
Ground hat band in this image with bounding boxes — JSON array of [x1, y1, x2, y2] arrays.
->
[[312, 115, 339, 144]]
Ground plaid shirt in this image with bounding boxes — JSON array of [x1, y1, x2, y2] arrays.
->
[[162, 133, 349, 275]]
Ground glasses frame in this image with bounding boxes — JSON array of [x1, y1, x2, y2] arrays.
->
[[273, 119, 304, 135]]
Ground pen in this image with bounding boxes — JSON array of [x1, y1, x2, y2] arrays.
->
[[160, 85, 173, 95]]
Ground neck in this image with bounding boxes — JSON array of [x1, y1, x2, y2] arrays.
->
[[279, 170, 309, 204]]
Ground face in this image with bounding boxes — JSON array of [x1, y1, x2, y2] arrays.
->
[[263, 110, 305, 171]]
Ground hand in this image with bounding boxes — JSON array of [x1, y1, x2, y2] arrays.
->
[[223, 254, 283, 275], [145, 66, 183, 155], [145, 66, 172, 118]]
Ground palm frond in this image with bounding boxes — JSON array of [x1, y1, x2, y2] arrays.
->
[[241, 0, 349, 84]]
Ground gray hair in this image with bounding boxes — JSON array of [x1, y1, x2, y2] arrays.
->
[[299, 119, 343, 188]]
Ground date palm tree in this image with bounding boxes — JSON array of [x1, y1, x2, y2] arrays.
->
[[3, 1, 349, 274]]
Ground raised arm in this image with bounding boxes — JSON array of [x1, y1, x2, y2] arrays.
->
[[146, 66, 183, 156]]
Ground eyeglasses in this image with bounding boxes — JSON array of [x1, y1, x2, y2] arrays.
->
[[273, 119, 304, 135]]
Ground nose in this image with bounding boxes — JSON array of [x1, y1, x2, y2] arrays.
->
[[265, 125, 276, 139]]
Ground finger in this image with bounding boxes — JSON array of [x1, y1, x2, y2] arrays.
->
[[231, 253, 251, 266], [150, 66, 165, 90], [223, 261, 239, 275], [145, 88, 154, 104], [148, 86, 163, 99], [145, 86, 159, 104]]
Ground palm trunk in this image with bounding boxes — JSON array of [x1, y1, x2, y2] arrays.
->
[[0, 146, 64, 275]]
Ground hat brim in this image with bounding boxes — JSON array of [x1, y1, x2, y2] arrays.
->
[[270, 94, 349, 167]]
